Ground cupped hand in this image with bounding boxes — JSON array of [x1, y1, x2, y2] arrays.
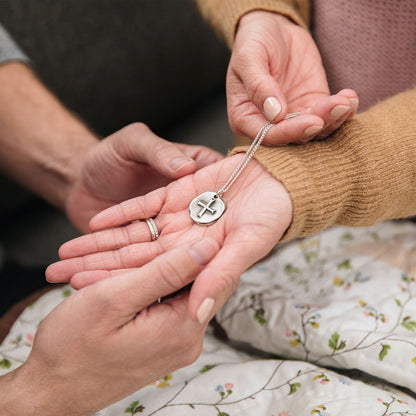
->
[[47, 153, 293, 322], [228, 10, 358, 144], [65, 123, 223, 232], [5, 240, 218, 416]]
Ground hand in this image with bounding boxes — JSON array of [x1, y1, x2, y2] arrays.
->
[[1, 239, 219, 416], [227, 10, 358, 144], [46, 153, 293, 322], [65, 123, 223, 232]]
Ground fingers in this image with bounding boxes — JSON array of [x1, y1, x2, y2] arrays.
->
[[314, 89, 359, 139], [98, 238, 220, 317], [229, 55, 287, 125], [235, 89, 358, 145], [188, 242, 250, 323], [58, 220, 151, 259], [70, 268, 134, 289], [110, 123, 198, 178], [46, 241, 162, 283], [177, 143, 224, 168], [89, 187, 166, 231]]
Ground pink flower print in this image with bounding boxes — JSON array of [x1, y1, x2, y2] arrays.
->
[[278, 411, 290, 416], [285, 329, 293, 337], [319, 380, 328, 385], [26, 333, 34, 344], [224, 383, 234, 390], [363, 311, 371, 317], [377, 398, 384, 403]]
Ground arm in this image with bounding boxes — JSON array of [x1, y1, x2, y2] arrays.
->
[[241, 86, 416, 240], [0, 62, 98, 209], [193, 0, 310, 48], [194, 1, 357, 144], [0, 62, 223, 232], [46, 88, 416, 324], [0, 239, 219, 416]]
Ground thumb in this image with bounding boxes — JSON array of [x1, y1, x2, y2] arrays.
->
[[235, 53, 288, 123], [111, 123, 198, 178], [94, 238, 220, 321]]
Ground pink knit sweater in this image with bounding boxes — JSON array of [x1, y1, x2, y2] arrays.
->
[[312, 0, 416, 111]]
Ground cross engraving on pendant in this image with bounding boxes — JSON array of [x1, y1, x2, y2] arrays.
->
[[197, 198, 217, 218]]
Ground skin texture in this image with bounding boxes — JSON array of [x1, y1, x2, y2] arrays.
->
[[0, 238, 219, 416], [46, 153, 293, 322], [227, 10, 358, 144], [0, 63, 223, 233], [64, 123, 224, 232]]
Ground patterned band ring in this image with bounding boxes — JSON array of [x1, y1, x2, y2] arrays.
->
[[145, 218, 159, 241]]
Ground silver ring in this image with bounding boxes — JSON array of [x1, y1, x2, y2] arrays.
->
[[145, 218, 159, 241], [284, 112, 301, 119]]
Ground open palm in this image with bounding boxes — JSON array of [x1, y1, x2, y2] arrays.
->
[[47, 153, 293, 319], [228, 11, 358, 144]]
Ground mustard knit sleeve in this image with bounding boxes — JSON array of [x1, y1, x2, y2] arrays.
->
[[231, 87, 416, 241], [193, 0, 310, 48]]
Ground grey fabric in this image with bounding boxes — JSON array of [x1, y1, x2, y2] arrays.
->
[[0, 0, 229, 137], [0, 22, 28, 64]]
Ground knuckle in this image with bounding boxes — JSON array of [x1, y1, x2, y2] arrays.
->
[[216, 271, 240, 299], [177, 333, 204, 366], [155, 256, 188, 292], [123, 122, 147, 135]]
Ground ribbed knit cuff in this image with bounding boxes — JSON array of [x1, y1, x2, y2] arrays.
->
[[194, 0, 309, 49], [0, 24, 29, 65]]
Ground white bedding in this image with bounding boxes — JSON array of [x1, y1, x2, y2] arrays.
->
[[1, 221, 416, 415]]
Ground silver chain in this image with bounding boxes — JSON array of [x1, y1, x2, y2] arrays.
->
[[216, 121, 274, 197]]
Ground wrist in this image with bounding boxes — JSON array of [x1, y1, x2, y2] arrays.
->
[[0, 360, 89, 416], [0, 62, 99, 209], [239, 9, 297, 31]]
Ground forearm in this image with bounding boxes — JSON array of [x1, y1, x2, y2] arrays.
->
[[0, 362, 89, 416], [232, 87, 416, 240], [193, 0, 310, 48], [0, 62, 98, 209]]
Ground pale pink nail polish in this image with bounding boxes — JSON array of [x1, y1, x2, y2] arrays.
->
[[304, 125, 322, 136], [263, 97, 282, 121], [330, 105, 350, 119], [196, 297, 215, 324]]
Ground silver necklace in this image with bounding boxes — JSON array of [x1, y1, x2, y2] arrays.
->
[[189, 121, 274, 225]]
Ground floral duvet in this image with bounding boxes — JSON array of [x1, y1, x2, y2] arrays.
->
[[1, 221, 416, 415]]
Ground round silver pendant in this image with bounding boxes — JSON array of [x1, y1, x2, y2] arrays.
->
[[189, 191, 226, 225]]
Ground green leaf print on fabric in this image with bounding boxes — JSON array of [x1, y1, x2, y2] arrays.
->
[[328, 333, 346, 352], [124, 400, 145, 414], [401, 316, 416, 331], [379, 344, 391, 361]]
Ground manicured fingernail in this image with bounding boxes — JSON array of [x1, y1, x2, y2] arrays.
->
[[304, 125, 322, 136], [330, 105, 350, 119], [188, 238, 218, 266], [263, 96, 282, 121], [197, 297, 215, 324], [169, 157, 194, 172], [349, 98, 358, 111]]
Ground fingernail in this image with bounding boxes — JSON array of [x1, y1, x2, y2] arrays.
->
[[196, 297, 215, 324], [349, 98, 358, 111], [330, 105, 350, 119], [188, 238, 218, 266], [168, 157, 194, 172], [304, 125, 322, 136], [263, 96, 282, 121]]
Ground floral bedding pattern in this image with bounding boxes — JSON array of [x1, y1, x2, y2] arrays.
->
[[1, 221, 416, 415]]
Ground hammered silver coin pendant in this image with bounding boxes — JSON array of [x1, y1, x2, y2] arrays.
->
[[189, 191, 226, 225]]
